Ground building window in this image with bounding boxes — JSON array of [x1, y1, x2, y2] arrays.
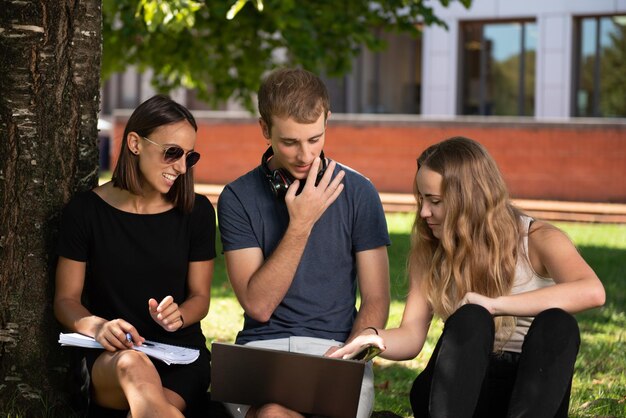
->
[[573, 15, 626, 118], [324, 31, 422, 114], [460, 20, 537, 116]]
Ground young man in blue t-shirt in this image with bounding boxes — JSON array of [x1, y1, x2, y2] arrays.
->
[[217, 68, 391, 418]]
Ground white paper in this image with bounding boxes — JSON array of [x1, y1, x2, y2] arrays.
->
[[58, 332, 200, 365]]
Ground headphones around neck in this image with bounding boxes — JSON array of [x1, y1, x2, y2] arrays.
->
[[261, 146, 328, 199]]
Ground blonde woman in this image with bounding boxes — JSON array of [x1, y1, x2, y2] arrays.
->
[[331, 137, 605, 417]]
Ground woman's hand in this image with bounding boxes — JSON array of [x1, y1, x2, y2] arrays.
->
[[94, 318, 143, 351], [149, 295, 184, 332], [328, 333, 386, 360], [458, 292, 497, 315]]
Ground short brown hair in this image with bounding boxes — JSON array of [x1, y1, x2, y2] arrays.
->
[[112, 95, 197, 213], [258, 68, 330, 134]]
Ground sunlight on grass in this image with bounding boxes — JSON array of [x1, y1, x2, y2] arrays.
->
[[202, 218, 626, 417], [202, 298, 243, 344]]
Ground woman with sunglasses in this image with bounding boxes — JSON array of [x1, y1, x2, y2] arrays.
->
[[54, 95, 215, 418], [331, 137, 605, 417]]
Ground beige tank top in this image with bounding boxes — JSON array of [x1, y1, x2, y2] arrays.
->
[[496, 216, 555, 353]]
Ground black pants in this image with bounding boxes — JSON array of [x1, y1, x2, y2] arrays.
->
[[410, 304, 580, 418]]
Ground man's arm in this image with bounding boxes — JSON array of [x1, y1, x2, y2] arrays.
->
[[348, 246, 390, 341], [224, 225, 314, 322], [225, 159, 345, 322]]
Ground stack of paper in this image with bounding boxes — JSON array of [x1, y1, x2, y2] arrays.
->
[[58, 333, 200, 365]]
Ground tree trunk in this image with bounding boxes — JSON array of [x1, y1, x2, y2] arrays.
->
[[0, 0, 101, 414]]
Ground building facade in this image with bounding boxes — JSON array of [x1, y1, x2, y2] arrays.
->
[[103, 0, 626, 203], [323, 0, 626, 119]]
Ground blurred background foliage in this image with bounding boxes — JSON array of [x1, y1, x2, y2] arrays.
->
[[102, 0, 471, 110]]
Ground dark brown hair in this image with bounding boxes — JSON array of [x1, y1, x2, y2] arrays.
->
[[112, 94, 198, 213]]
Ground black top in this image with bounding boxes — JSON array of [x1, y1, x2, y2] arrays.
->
[[57, 191, 216, 349]]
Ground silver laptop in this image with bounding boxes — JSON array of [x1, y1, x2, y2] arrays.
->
[[211, 342, 365, 418]]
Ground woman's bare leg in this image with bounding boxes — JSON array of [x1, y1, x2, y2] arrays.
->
[[91, 350, 184, 418]]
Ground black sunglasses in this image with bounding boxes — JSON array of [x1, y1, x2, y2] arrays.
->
[[141, 136, 201, 168]]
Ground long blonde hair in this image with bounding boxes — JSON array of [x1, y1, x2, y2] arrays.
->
[[409, 137, 524, 343]]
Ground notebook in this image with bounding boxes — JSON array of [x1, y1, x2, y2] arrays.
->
[[58, 333, 200, 365], [210, 342, 365, 418]]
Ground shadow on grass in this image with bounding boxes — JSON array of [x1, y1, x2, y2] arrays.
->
[[388, 232, 411, 302], [571, 246, 625, 417], [371, 362, 418, 417], [577, 245, 625, 313], [211, 234, 232, 298]]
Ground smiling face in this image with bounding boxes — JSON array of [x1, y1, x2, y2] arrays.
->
[[261, 112, 327, 180], [416, 166, 445, 239], [130, 120, 197, 195]]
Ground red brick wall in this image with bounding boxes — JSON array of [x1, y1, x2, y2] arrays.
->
[[110, 116, 626, 203]]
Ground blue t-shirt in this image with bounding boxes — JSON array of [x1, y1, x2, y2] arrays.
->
[[217, 162, 390, 344]]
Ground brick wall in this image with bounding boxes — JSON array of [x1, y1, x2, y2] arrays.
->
[[111, 115, 626, 203]]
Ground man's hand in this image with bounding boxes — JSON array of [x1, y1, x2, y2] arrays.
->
[[285, 158, 344, 231], [222, 157, 345, 323]]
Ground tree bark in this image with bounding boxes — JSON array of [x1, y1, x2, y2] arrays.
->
[[0, 0, 100, 414]]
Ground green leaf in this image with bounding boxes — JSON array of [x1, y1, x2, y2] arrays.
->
[[102, 0, 463, 111]]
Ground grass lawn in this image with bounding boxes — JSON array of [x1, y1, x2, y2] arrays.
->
[[203, 214, 626, 418]]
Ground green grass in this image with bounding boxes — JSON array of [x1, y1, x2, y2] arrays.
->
[[203, 215, 626, 417]]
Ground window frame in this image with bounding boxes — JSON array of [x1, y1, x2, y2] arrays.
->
[[457, 18, 537, 116], [571, 14, 626, 117]]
